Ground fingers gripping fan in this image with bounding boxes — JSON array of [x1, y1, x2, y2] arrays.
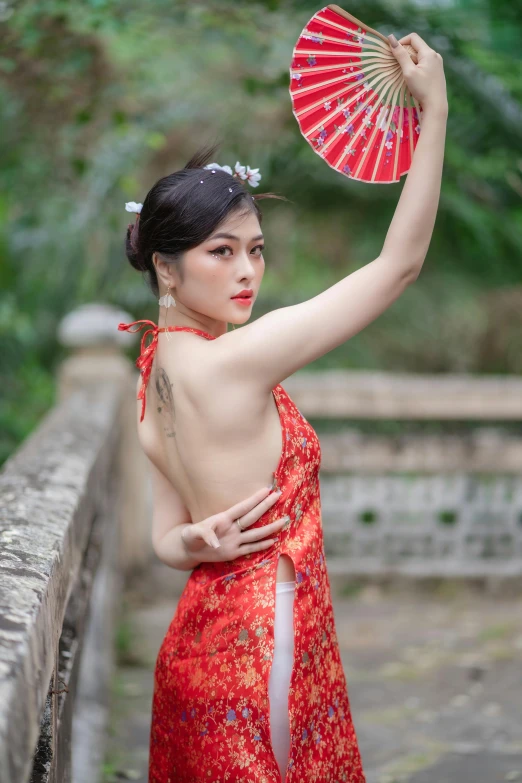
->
[[289, 4, 423, 183]]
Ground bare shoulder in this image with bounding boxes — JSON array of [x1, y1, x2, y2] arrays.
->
[[157, 330, 218, 390], [161, 331, 268, 425]]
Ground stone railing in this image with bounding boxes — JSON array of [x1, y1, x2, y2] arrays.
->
[[0, 303, 149, 783], [3, 305, 522, 782], [283, 371, 522, 578]]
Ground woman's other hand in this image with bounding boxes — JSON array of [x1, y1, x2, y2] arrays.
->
[[181, 485, 289, 562], [388, 32, 448, 112]]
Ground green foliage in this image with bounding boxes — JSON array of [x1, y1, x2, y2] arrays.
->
[[1, 0, 521, 464]]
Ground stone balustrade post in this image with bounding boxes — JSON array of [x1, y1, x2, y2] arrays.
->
[[56, 302, 152, 579]]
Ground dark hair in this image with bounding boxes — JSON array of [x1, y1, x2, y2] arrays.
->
[[125, 141, 288, 297]]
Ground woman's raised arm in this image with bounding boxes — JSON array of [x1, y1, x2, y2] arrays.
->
[[211, 33, 448, 391]]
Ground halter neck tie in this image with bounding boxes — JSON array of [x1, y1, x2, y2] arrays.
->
[[117, 319, 161, 422]]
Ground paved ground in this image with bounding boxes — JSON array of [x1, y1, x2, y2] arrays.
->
[[102, 564, 522, 783]]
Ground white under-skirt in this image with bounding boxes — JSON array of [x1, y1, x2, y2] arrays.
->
[[268, 580, 296, 780]]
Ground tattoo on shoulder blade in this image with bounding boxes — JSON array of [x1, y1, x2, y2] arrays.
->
[[153, 366, 176, 438]]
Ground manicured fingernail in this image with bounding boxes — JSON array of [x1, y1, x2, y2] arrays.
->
[[388, 34, 398, 47], [212, 540, 220, 548]]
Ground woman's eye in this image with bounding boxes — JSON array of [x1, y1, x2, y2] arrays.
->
[[212, 246, 232, 256], [211, 245, 264, 257]]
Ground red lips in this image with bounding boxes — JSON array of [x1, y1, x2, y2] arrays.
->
[[231, 289, 253, 298]]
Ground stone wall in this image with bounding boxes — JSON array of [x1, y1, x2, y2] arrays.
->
[[283, 370, 522, 578], [0, 303, 148, 783]]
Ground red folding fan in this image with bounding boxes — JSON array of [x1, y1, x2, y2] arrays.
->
[[289, 4, 422, 184]]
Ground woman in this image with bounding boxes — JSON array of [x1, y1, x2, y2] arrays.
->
[[118, 32, 447, 783]]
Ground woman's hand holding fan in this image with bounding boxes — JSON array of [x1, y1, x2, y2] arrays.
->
[[388, 32, 447, 113]]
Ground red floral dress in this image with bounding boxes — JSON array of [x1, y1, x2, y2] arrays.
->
[[117, 319, 366, 783]]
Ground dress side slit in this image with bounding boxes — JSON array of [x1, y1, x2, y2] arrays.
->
[[269, 579, 296, 781]]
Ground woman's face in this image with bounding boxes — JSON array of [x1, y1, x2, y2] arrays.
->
[[160, 207, 265, 327]]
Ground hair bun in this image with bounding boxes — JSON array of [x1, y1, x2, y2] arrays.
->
[[125, 220, 146, 272]]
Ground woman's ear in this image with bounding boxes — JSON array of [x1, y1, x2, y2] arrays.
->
[[154, 252, 173, 292]]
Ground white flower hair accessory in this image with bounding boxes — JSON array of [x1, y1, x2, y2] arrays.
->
[[125, 201, 143, 214], [203, 160, 262, 188]]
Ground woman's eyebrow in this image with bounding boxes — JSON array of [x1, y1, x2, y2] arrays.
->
[[209, 232, 264, 242]]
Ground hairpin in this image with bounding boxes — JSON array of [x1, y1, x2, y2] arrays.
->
[[203, 161, 261, 187], [123, 159, 261, 219], [125, 201, 143, 214]]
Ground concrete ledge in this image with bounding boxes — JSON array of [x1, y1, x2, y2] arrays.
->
[[284, 370, 522, 419]]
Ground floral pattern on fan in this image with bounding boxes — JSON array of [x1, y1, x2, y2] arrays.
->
[[289, 4, 423, 183]]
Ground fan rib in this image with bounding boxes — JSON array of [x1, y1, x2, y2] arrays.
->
[[393, 86, 407, 180], [408, 92, 416, 162], [294, 48, 393, 59]]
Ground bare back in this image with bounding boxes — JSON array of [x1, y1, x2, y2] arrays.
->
[[139, 331, 283, 514], [137, 329, 296, 579]]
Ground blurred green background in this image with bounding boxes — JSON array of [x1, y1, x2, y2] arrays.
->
[[1, 0, 521, 465]]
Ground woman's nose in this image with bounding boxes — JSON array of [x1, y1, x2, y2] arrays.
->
[[238, 254, 256, 278]]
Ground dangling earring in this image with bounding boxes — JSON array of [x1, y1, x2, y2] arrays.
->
[[158, 283, 176, 309], [159, 283, 176, 342]]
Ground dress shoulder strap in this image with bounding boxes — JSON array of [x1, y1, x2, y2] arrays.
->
[[157, 325, 216, 340], [117, 319, 216, 422]]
